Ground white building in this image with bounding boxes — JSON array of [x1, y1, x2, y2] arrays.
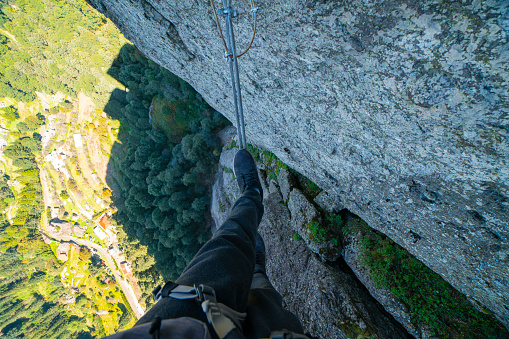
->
[[73, 133, 83, 148], [41, 116, 56, 147], [60, 167, 70, 180], [91, 173, 100, 185], [46, 146, 67, 170], [93, 226, 108, 241], [51, 207, 60, 219]]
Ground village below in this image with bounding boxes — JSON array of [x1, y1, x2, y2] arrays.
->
[[0, 92, 143, 334], [2, 0, 508, 336]]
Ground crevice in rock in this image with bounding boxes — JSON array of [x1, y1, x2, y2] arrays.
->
[[142, 0, 196, 61], [326, 257, 414, 338]]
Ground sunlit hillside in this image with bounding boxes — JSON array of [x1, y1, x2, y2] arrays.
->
[[0, 0, 229, 337], [0, 0, 127, 108]]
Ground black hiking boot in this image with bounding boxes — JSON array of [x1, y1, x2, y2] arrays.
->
[[254, 232, 266, 274], [234, 149, 263, 199]]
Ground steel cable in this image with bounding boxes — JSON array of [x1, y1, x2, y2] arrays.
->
[[211, 0, 257, 149], [210, 0, 257, 58]]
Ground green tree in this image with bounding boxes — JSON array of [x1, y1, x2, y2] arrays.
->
[[79, 247, 92, 262], [0, 106, 19, 122], [67, 178, 78, 191]]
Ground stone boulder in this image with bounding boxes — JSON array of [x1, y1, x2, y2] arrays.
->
[[314, 190, 345, 214], [288, 188, 341, 261], [277, 167, 295, 203], [211, 147, 239, 232]]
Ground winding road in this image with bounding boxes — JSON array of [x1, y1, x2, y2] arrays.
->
[[37, 118, 144, 320], [39, 165, 144, 319], [43, 231, 144, 319]]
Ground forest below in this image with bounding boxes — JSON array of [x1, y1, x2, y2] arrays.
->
[[105, 45, 229, 303], [0, 0, 124, 107], [0, 0, 228, 337]]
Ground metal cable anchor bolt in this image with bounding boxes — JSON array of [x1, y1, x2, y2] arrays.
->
[[218, 7, 238, 17]]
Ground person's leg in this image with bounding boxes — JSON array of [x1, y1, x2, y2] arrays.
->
[[244, 276, 304, 339], [136, 188, 263, 326], [243, 236, 304, 338], [135, 150, 304, 337], [176, 188, 263, 308]]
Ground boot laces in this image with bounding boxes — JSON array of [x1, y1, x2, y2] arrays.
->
[[241, 171, 258, 189]]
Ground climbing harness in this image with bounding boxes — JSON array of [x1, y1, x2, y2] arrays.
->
[[151, 281, 310, 339], [210, 0, 258, 149], [152, 281, 246, 339]]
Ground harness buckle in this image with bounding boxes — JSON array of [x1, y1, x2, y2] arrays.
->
[[195, 284, 216, 302], [152, 285, 162, 301], [152, 282, 245, 339]]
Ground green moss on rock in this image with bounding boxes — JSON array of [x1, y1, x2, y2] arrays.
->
[[343, 219, 509, 338]]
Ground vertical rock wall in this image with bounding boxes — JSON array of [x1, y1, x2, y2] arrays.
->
[[89, 0, 509, 327], [211, 145, 411, 338]]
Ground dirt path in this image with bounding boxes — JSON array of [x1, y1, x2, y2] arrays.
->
[[0, 29, 21, 47]]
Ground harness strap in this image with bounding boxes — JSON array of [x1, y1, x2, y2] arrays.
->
[[153, 281, 246, 339], [269, 331, 311, 339]]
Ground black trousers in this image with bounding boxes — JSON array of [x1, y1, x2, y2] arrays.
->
[[136, 189, 304, 338]]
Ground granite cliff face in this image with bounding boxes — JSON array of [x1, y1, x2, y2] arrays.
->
[[211, 142, 412, 338], [88, 0, 509, 326]]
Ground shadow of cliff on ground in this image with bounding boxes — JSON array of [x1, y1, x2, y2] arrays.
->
[[85, 0, 509, 328], [102, 44, 230, 305]]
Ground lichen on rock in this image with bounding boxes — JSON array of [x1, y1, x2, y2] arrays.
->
[[89, 0, 509, 327], [288, 188, 342, 261]]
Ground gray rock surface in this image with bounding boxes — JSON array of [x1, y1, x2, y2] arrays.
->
[[90, 0, 509, 326], [217, 125, 237, 145], [210, 146, 409, 338], [277, 167, 295, 203], [288, 188, 341, 261], [211, 148, 239, 232], [343, 230, 434, 338], [288, 189, 321, 230], [314, 190, 345, 214], [268, 179, 279, 195]]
